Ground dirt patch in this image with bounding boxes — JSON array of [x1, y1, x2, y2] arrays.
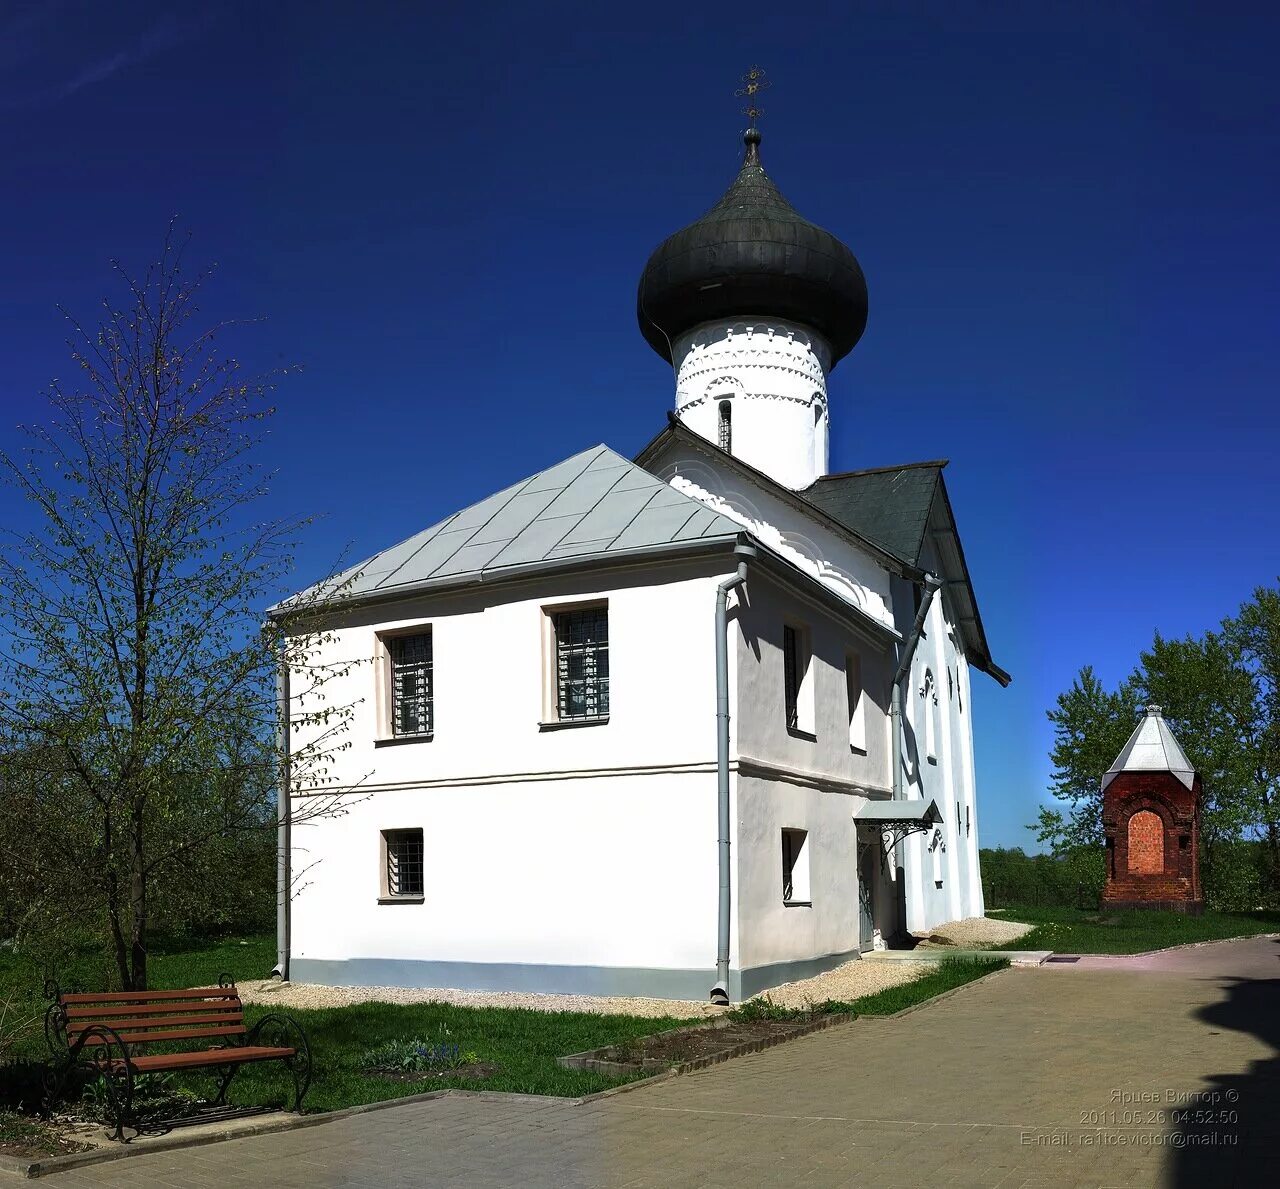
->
[[362, 1062, 500, 1084], [559, 1016, 839, 1077], [0, 1114, 93, 1159]]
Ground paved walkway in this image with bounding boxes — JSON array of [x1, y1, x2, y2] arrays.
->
[[47, 936, 1280, 1188]]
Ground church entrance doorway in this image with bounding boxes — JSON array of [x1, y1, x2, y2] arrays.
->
[[858, 838, 877, 951]]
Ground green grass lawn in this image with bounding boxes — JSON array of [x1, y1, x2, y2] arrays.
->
[[992, 905, 1280, 955], [0, 933, 696, 1106], [1, 934, 1008, 1117], [730, 956, 1009, 1022], [827, 956, 1009, 1015]]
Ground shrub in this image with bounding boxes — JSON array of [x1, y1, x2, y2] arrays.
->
[[360, 1036, 478, 1073]]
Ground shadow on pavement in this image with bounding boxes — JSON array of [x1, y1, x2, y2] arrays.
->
[[1171, 936, 1280, 1186]]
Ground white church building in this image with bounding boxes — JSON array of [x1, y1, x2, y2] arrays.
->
[[273, 126, 1009, 1002]]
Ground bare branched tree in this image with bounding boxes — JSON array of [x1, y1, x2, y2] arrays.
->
[[0, 227, 365, 989]]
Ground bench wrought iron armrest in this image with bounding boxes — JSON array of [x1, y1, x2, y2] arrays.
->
[[63, 1024, 136, 1142], [244, 1013, 313, 1111], [43, 981, 70, 1057], [68, 1022, 133, 1067]]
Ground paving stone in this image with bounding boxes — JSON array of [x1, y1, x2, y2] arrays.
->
[[32, 936, 1278, 1187]]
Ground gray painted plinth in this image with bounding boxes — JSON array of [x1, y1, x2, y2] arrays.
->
[[290, 947, 862, 1003]]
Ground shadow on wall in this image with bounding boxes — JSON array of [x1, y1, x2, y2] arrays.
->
[[1171, 936, 1280, 1185]]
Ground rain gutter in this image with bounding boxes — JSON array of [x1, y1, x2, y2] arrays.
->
[[711, 542, 756, 1005]]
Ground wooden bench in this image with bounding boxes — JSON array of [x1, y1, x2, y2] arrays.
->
[[44, 976, 310, 1141]]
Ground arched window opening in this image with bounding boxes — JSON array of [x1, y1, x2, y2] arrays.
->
[[718, 400, 733, 453], [921, 669, 938, 763], [1128, 810, 1164, 875]]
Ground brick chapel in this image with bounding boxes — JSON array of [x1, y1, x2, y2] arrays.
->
[[1100, 705, 1204, 914]]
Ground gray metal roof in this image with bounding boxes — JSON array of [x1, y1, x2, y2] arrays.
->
[[1101, 705, 1196, 791], [298, 445, 744, 606], [853, 798, 943, 825]]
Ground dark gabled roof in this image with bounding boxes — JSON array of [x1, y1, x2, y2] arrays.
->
[[802, 462, 1008, 686], [801, 462, 948, 567], [275, 444, 744, 613]]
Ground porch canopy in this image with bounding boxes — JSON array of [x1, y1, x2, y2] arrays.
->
[[854, 798, 943, 859]]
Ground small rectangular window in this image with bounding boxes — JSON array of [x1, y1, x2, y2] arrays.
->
[[966, 804, 971, 837], [554, 606, 609, 721], [389, 632, 433, 737], [382, 828, 424, 899], [846, 652, 866, 753], [781, 828, 810, 905], [783, 622, 814, 736]]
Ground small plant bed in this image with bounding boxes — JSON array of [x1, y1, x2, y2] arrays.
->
[[559, 1015, 840, 1077], [990, 905, 1280, 955], [560, 958, 1008, 1077], [360, 1036, 499, 1084], [0, 1110, 92, 1159]]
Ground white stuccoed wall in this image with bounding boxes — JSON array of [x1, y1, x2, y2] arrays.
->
[[642, 434, 986, 943], [673, 318, 831, 491], [285, 561, 739, 998], [648, 441, 895, 634], [898, 536, 985, 934], [730, 570, 900, 983]]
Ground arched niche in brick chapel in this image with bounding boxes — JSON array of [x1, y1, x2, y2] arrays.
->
[[1126, 809, 1164, 875], [1099, 705, 1204, 915]]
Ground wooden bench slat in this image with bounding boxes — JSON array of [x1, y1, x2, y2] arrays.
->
[[104, 1046, 295, 1074], [65, 1000, 242, 1020], [60, 987, 237, 1004], [106, 1025, 249, 1046], [69, 1011, 244, 1034]]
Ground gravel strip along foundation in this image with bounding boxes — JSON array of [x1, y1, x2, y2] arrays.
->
[[915, 914, 1033, 948], [239, 955, 939, 1016]]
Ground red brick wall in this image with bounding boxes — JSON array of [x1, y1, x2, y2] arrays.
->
[[1127, 810, 1164, 875], [1101, 771, 1203, 910]]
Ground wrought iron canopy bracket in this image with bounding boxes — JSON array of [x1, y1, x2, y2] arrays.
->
[[879, 821, 934, 861]]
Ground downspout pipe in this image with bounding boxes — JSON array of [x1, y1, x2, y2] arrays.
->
[[272, 648, 291, 980], [711, 543, 756, 1005], [891, 573, 943, 802]]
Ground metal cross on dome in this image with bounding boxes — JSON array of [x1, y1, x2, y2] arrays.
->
[[735, 65, 771, 126]]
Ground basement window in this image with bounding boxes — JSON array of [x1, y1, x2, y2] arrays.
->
[[781, 828, 811, 906], [380, 828, 424, 902]]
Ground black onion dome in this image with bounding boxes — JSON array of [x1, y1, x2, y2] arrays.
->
[[637, 128, 868, 367]]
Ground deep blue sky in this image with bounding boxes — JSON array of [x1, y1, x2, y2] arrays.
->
[[2, 1, 1277, 849]]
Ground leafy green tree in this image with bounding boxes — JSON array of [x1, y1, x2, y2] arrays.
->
[[0, 231, 362, 989], [1036, 666, 1140, 852], [1039, 585, 1280, 907]]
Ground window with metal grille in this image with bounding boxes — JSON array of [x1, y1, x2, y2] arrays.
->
[[390, 632, 433, 737], [554, 607, 609, 721], [383, 828, 424, 898], [718, 400, 732, 452]]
